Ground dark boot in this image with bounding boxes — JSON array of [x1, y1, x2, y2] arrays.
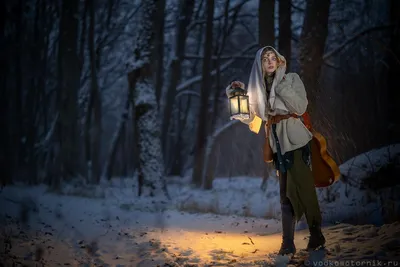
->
[[278, 202, 296, 255], [278, 171, 296, 255], [307, 223, 326, 250]]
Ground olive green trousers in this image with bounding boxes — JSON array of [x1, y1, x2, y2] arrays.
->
[[281, 148, 322, 226]]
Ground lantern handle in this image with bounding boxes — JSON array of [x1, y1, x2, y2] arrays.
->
[[229, 87, 247, 96]]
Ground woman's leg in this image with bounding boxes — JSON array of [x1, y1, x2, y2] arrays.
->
[[288, 149, 325, 250], [278, 171, 296, 255]]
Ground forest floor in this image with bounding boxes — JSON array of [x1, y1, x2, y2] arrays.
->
[[1, 144, 400, 266], [0, 187, 399, 267]]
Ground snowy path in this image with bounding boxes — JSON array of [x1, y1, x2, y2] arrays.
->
[[0, 186, 287, 266], [1, 184, 400, 266]]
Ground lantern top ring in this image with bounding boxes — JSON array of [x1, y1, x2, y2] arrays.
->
[[230, 87, 247, 96]]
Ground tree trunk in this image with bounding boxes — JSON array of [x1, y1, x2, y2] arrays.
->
[[190, 1, 205, 76], [0, 0, 11, 186], [120, 121, 128, 176], [259, 0, 275, 47], [37, 0, 54, 184], [387, 0, 400, 141], [298, 0, 331, 116], [79, 0, 88, 77], [153, 0, 166, 105], [87, 0, 102, 184], [278, 0, 291, 70], [133, 1, 167, 198], [203, 120, 240, 189], [102, 74, 136, 181], [84, 3, 92, 181], [56, 0, 81, 183], [13, 0, 23, 180], [191, 0, 215, 187], [25, 0, 44, 184], [161, 0, 195, 158], [209, 0, 231, 135], [169, 96, 192, 176]]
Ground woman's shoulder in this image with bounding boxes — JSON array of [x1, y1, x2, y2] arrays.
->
[[283, 72, 301, 81], [280, 72, 305, 90]]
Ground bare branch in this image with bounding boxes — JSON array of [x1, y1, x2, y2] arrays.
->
[[186, 0, 248, 32], [176, 90, 201, 98], [184, 54, 255, 60], [323, 24, 395, 61], [291, 2, 305, 12], [176, 42, 258, 97], [239, 21, 257, 42]]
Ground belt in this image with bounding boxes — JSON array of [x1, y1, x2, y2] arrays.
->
[[266, 114, 300, 127]]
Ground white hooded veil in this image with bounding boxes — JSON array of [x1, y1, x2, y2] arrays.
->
[[247, 46, 289, 121]]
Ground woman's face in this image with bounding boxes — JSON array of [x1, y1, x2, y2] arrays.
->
[[262, 51, 278, 76]]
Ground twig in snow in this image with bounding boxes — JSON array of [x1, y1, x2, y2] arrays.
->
[[248, 236, 254, 245]]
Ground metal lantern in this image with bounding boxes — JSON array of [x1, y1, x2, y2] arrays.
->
[[228, 87, 250, 120]]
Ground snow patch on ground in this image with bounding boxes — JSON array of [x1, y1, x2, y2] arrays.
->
[[0, 144, 399, 266]]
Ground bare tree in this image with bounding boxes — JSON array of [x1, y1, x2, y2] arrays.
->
[[99, 3, 144, 181], [298, 0, 331, 116], [387, 0, 400, 141], [13, 0, 23, 181], [169, 96, 192, 176], [259, 0, 275, 47], [132, 1, 167, 198], [192, 0, 215, 187], [55, 0, 81, 185], [203, 120, 240, 189], [102, 91, 132, 181], [85, 0, 102, 184], [161, 0, 195, 159], [153, 0, 166, 105], [278, 0, 292, 70], [209, 0, 241, 134], [0, 0, 10, 186]]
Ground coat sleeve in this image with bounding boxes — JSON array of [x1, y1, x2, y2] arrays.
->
[[225, 84, 233, 97], [275, 73, 308, 115]]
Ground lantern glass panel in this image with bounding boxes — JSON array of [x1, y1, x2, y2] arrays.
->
[[229, 96, 239, 115], [239, 95, 249, 114]]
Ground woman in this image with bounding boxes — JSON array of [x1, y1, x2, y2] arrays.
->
[[226, 46, 326, 255]]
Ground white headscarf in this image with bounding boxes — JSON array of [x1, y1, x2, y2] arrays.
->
[[247, 46, 289, 121]]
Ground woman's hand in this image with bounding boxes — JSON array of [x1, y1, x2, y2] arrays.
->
[[225, 81, 245, 97], [231, 81, 245, 89]]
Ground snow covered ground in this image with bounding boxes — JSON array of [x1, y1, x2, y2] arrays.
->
[[1, 144, 399, 266]]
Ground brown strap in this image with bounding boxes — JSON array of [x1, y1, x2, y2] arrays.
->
[[266, 113, 300, 127]]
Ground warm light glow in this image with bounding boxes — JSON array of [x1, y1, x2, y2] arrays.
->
[[145, 228, 288, 263]]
